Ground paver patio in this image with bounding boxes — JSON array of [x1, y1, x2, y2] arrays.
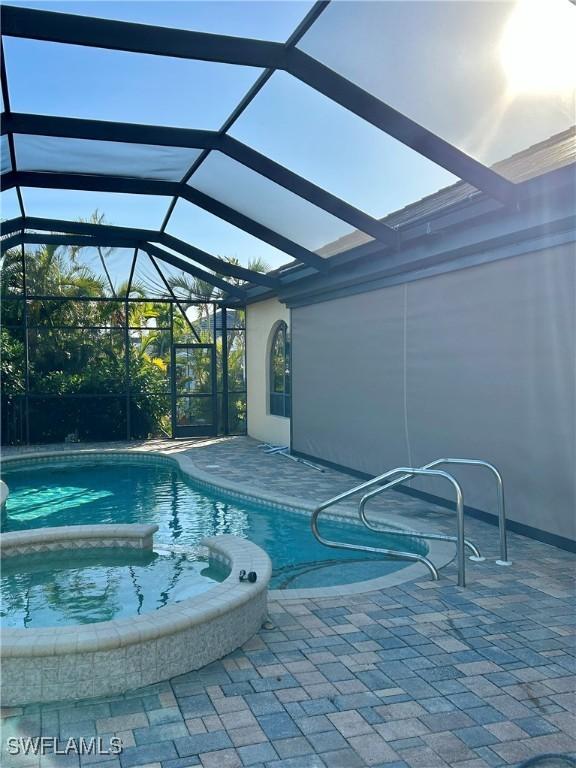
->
[[1, 438, 575, 768]]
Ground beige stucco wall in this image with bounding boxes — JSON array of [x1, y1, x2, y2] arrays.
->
[[246, 298, 290, 446]]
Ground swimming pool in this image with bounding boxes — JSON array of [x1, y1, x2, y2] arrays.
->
[[1, 454, 427, 590]]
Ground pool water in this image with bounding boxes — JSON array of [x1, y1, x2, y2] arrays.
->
[[1, 459, 427, 590], [1, 548, 223, 628]]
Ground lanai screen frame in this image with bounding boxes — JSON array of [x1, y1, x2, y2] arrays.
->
[[1, 238, 248, 443], [0, 1, 519, 290], [0, 1, 526, 444]]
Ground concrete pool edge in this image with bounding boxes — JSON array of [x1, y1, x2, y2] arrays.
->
[[0, 478, 8, 507], [0, 532, 271, 706], [0, 479, 8, 527], [0, 522, 158, 558], [2, 449, 457, 599]]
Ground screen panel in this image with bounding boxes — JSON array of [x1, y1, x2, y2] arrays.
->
[[27, 327, 126, 393], [230, 71, 459, 219], [227, 328, 246, 392], [22, 244, 156, 300], [21, 187, 169, 229], [14, 135, 202, 182], [185, 303, 215, 343], [127, 250, 173, 299], [27, 394, 127, 442], [4, 37, 263, 129], [128, 301, 172, 329], [226, 392, 247, 434], [298, 0, 576, 169], [129, 331, 171, 394], [129, 395, 171, 440], [166, 198, 288, 271], [1, 296, 24, 328], [188, 151, 355, 253], [63, 245, 138, 298], [1, 188, 22, 220], [1, 135, 11, 175], [0, 248, 23, 296], [142, 249, 229, 301], [27, 298, 126, 327], [0, 324, 25, 394]]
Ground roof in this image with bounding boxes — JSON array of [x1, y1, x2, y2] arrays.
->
[[1, 2, 574, 299], [316, 126, 576, 259]]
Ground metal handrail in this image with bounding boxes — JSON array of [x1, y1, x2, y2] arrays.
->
[[359, 458, 510, 565], [311, 466, 467, 586], [358, 493, 482, 560]]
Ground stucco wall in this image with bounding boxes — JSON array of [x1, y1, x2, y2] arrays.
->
[[246, 297, 291, 446], [291, 242, 576, 546]]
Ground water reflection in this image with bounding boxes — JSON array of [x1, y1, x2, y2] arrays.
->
[[1, 548, 219, 628]]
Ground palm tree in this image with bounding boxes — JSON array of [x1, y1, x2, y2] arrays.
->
[[0, 247, 24, 298], [167, 255, 269, 302], [1, 243, 107, 329], [163, 255, 258, 429], [168, 273, 214, 302], [71, 210, 116, 296], [225, 255, 270, 286], [166, 255, 268, 336], [8, 243, 107, 300], [0, 220, 176, 442]]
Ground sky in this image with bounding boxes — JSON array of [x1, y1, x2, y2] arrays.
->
[[1, 0, 574, 275]]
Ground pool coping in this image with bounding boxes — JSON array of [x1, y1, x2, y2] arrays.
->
[[0, 478, 8, 507], [1, 448, 457, 599], [0, 523, 158, 558], [0, 532, 271, 657], [0, 532, 271, 705]]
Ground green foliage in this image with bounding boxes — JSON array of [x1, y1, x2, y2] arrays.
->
[[167, 266, 248, 435], [0, 329, 25, 394], [1, 242, 172, 443], [1, 227, 251, 442]]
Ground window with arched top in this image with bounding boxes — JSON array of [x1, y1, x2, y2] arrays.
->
[[269, 321, 291, 418]]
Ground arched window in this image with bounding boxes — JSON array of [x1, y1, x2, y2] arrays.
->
[[269, 321, 291, 418]]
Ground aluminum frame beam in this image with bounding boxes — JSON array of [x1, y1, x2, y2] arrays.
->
[[4, 112, 398, 246], [14, 216, 162, 242], [2, 112, 219, 148], [1, 170, 324, 269], [0, 4, 518, 205], [0, 5, 285, 68], [286, 50, 517, 206], [0, 40, 25, 218], [0, 215, 24, 235], [16, 233, 134, 248], [0, 229, 248, 299], [0, 233, 21, 251], [1, 215, 276, 287], [141, 242, 246, 299]]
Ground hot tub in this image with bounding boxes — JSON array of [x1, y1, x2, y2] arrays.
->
[[0, 525, 271, 705]]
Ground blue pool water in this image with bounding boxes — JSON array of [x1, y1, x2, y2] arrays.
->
[[1, 458, 426, 591], [1, 548, 224, 628]]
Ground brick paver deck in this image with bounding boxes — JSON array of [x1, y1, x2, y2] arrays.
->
[[1, 438, 575, 768]]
